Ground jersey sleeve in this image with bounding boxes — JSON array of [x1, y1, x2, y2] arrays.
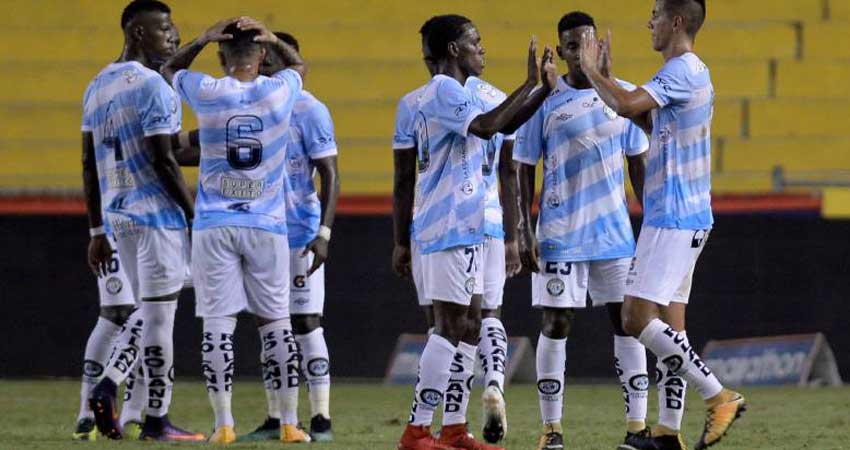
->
[[301, 102, 338, 160], [81, 82, 95, 132], [434, 78, 483, 137], [392, 97, 416, 150], [172, 69, 214, 109], [513, 106, 544, 165], [271, 68, 304, 96], [622, 120, 649, 156], [641, 58, 692, 108], [138, 76, 180, 137]]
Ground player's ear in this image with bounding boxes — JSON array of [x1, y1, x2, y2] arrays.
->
[[130, 24, 145, 43], [447, 41, 459, 58]]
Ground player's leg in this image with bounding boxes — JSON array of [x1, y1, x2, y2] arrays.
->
[[413, 241, 437, 334], [119, 359, 146, 439], [241, 229, 311, 443], [533, 260, 586, 450], [475, 236, 509, 443], [135, 226, 203, 441], [399, 244, 481, 450], [648, 301, 688, 450], [622, 227, 745, 450]]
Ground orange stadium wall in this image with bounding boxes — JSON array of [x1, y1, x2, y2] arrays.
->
[[0, 213, 848, 380]]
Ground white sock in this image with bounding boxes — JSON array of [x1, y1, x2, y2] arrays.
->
[[614, 335, 648, 425], [536, 334, 567, 425], [638, 319, 723, 400], [102, 309, 144, 384], [656, 331, 688, 431], [120, 359, 146, 426], [203, 317, 237, 428], [78, 317, 122, 420], [478, 317, 508, 391], [442, 342, 476, 426], [259, 319, 300, 426], [258, 326, 281, 420], [295, 327, 331, 419], [409, 334, 457, 426], [141, 301, 177, 418]]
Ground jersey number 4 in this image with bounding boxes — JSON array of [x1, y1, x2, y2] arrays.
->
[[226, 115, 264, 170]]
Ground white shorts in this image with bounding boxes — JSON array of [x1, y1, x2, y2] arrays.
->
[[421, 244, 484, 306], [192, 227, 290, 319], [289, 247, 325, 316], [97, 235, 135, 307], [532, 257, 631, 308], [481, 236, 506, 311], [411, 241, 427, 306], [624, 226, 710, 306], [109, 216, 190, 300]]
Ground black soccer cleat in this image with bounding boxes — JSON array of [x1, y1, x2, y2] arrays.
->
[[88, 378, 122, 440], [310, 414, 333, 442], [616, 427, 655, 450]]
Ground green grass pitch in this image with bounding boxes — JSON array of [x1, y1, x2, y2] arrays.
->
[[1, 380, 848, 449]]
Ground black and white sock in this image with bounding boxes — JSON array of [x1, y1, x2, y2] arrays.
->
[[295, 327, 331, 419], [614, 335, 648, 431], [656, 331, 689, 431], [259, 319, 301, 426], [536, 334, 567, 425], [141, 301, 177, 418], [409, 334, 456, 426], [120, 359, 146, 426], [78, 317, 122, 421], [202, 317, 236, 428], [478, 317, 508, 391], [442, 342, 476, 426], [102, 309, 144, 385]]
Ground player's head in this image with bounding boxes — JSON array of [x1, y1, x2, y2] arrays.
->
[[217, 23, 266, 76], [419, 17, 439, 77], [259, 31, 298, 76], [649, 0, 706, 50], [425, 14, 485, 77], [121, 0, 179, 68], [556, 11, 595, 81]]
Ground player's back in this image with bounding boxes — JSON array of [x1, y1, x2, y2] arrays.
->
[[174, 68, 303, 234], [412, 75, 486, 254], [642, 52, 713, 230], [515, 77, 647, 262], [82, 61, 185, 229], [284, 90, 337, 247]]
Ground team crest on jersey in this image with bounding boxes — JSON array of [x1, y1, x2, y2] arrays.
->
[[122, 69, 139, 84], [476, 82, 499, 99], [546, 193, 561, 209], [464, 277, 476, 295], [460, 180, 474, 196], [546, 278, 565, 296], [105, 276, 123, 295], [658, 127, 672, 144], [603, 105, 618, 120]]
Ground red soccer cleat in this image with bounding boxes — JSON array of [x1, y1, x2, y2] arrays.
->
[[438, 423, 506, 450]]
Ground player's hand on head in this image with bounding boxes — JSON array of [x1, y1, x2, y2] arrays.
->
[[505, 240, 521, 278], [579, 28, 600, 76], [87, 235, 112, 277], [236, 17, 275, 43], [201, 17, 237, 44], [303, 237, 328, 276], [526, 36, 541, 85], [391, 244, 413, 280], [541, 46, 558, 90]]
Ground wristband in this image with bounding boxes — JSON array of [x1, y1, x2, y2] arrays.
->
[[317, 225, 331, 242], [89, 225, 106, 237]]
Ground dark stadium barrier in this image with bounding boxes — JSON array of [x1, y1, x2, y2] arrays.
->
[[1, 213, 848, 381]]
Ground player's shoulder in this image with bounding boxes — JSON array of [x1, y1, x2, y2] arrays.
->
[[467, 76, 507, 103], [294, 90, 331, 119]]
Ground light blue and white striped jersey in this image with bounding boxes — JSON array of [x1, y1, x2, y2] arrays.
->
[[82, 61, 185, 231], [173, 68, 302, 235], [641, 52, 714, 230], [515, 77, 648, 262], [411, 75, 486, 254], [284, 90, 337, 248], [392, 84, 427, 150], [467, 76, 514, 239]]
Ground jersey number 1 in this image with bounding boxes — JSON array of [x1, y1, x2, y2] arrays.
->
[[226, 115, 264, 170]]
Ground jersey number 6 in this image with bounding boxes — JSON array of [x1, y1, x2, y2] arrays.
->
[[226, 115, 264, 170]]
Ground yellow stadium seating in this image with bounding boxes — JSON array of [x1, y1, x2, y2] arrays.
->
[[748, 99, 850, 138], [805, 23, 850, 59], [775, 61, 850, 98], [721, 137, 850, 172]]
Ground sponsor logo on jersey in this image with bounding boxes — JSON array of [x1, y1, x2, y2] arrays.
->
[[556, 113, 573, 121], [546, 278, 565, 296], [603, 105, 618, 120], [307, 357, 330, 377], [419, 388, 442, 407], [105, 276, 123, 295], [221, 177, 264, 200], [537, 378, 561, 395], [122, 69, 139, 84], [293, 275, 306, 289], [629, 374, 650, 391], [107, 167, 136, 189], [464, 277, 476, 295]]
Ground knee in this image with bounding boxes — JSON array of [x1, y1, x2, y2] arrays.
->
[[620, 308, 645, 338], [466, 315, 482, 340], [606, 303, 627, 336], [292, 314, 321, 335], [100, 305, 134, 326], [435, 314, 467, 343], [542, 308, 573, 339]]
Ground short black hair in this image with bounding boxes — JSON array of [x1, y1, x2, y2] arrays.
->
[[220, 22, 261, 55], [419, 16, 441, 40], [121, 0, 170, 30], [423, 14, 473, 60], [274, 32, 299, 52], [557, 11, 595, 35], [663, 0, 706, 37]]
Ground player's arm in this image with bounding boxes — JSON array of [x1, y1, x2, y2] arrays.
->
[[303, 155, 340, 276], [82, 131, 111, 276], [392, 148, 417, 280], [627, 152, 647, 208], [579, 30, 657, 126], [497, 140, 521, 277], [468, 39, 559, 139], [161, 18, 236, 84], [171, 130, 200, 167], [147, 134, 195, 225], [517, 161, 540, 273], [237, 17, 307, 78]]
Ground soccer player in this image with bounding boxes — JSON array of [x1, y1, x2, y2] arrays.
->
[[83, 0, 202, 441], [239, 31, 340, 443], [161, 17, 310, 444], [72, 246, 134, 440], [514, 11, 651, 450], [397, 14, 558, 450], [392, 18, 518, 446], [578, 1, 746, 449]]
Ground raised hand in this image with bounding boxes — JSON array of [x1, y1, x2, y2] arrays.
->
[[526, 36, 541, 85], [579, 28, 601, 76], [200, 17, 236, 44], [236, 16, 276, 43], [599, 29, 613, 78], [540, 46, 558, 90]]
